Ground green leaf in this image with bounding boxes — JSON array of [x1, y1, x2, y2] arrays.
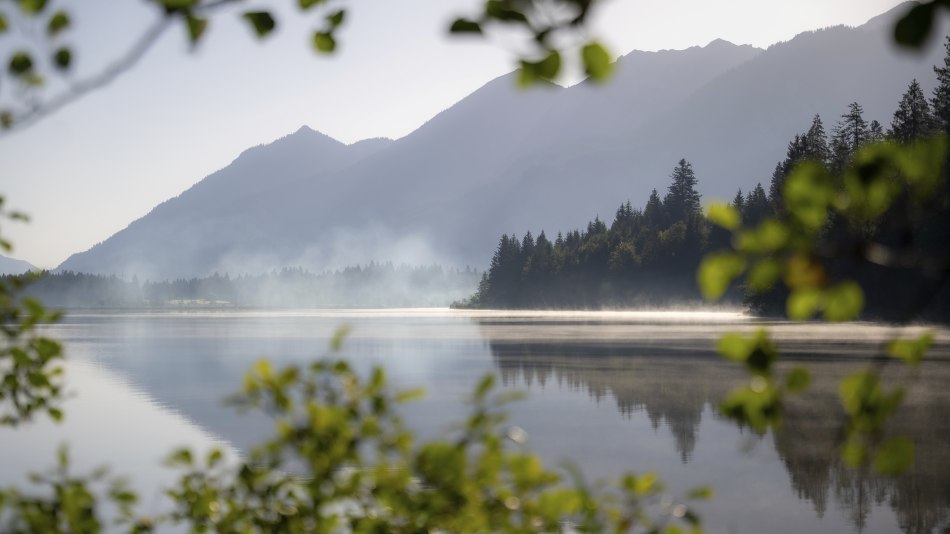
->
[[17, 0, 47, 15], [298, 0, 325, 9], [485, 1, 527, 23], [326, 9, 345, 28], [1, 111, 13, 129], [784, 367, 811, 394], [8, 52, 34, 76], [395, 387, 425, 403], [474, 374, 495, 400], [156, 0, 199, 10], [898, 136, 949, 197], [329, 325, 350, 352], [716, 333, 751, 363], [47, 10, 69, 36], [687, 486, 715, 500], [737, 219, 789, 253], [185, 14, 208, 44], [313, 31, 336, 53], [787, 288, 821, 321], [886, 332, 933, 366], [519, 50, 561, 86], [581, 42, 612, 82], [841, 437, 868, 468], [706, 202, 740, 231], [746, 259, 782, 292], [873, 436, 915, 475], [784, 161, 835, 233], [166, 448, 193, 466], [823, 281, 864, 322], [894, 2, 936, 48], [0, 13, 8, 33], [207, 448, 223, 467], [449, 18, 482, 34], [47, 407, 63, 422], [243, 11, 275, 38], [53, 48, 71, 70], [697, 252, 746, 301]]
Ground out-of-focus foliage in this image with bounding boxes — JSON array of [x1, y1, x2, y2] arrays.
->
[[693, 6, 950, 478], [0, 446, 146, 533], [0, 0, 611, 131], [699, 129, 948, 476], [0, 334, 712, 533], [0, 195, 63, 427]]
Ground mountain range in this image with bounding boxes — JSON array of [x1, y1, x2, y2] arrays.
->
[[58, 3, 950, 280], [0, 254, 36, 275]]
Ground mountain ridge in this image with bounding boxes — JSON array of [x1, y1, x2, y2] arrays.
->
[[57, 5, 949, 279]]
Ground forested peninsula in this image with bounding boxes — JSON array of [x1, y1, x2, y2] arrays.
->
[[461, 62, 950, 320]]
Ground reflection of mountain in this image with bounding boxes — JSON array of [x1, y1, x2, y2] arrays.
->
[[483, 332, 950, 534]]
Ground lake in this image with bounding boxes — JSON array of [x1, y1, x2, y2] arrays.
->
[[2, 309, 949, 533]]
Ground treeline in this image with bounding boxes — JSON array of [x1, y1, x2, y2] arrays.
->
[[8, 263, 480, 309], [463, 41, 950, 316], [460, 159, 734, 308]]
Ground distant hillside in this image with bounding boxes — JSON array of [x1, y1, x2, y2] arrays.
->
[[57, 3, 949, 279], [0, 254, 35, 275]]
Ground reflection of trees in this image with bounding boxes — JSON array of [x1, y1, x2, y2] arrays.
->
[[489, 339, 741, 463], [485, 334, 950, 534], [773, 364, 950, 534]]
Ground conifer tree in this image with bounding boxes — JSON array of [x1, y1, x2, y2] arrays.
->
[[932, 35, 950, 134], [643, 189, 664, 228], [663, 159, 701, 223], [743, 183, 770, 225], [890, 79, 936, 143], [732, 189, 745, 213], [803, 115, 831, 163], [831, 102, 870, 172]]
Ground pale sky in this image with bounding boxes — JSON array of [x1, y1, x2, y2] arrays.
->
[[0, 0, 909, 268]]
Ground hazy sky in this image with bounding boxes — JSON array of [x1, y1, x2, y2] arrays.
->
[[0, 0, 909, 268]]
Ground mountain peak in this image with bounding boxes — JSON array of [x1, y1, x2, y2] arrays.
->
[[705, 38, 736, 48]]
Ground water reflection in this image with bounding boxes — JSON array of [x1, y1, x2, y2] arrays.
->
[[480, 324, 950, 534], [14, 310, 950, 533]]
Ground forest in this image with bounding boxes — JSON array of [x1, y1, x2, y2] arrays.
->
[[8, 263, 479, 308], [461, 42, 950, 319]]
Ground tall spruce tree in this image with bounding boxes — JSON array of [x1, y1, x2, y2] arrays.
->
[[744, 183, 770, 225], [663, 159, 701, 223], [932, 35, 950, 134], [890, 79, 936, 143], [732, 189, 745, 213], [643, 189, 664, 228], [831, 102, 870, 173], [803, 115, 830, 163], [768, 115, 830, 212]]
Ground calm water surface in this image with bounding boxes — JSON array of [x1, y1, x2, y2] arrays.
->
[[3, 309, 949, 533]]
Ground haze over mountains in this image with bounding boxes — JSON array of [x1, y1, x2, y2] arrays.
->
[[59, 3, 948, 280], [0, 254, 35, 275]]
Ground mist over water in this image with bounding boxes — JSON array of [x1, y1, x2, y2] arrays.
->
[[4, 309, 947, 533]]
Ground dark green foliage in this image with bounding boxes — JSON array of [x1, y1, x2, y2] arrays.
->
[[932, 36, 950, 134], [768, 115, 830, 211], [889, 79, 936, 143], [664, 159, 702, 224], [464, 159, 733, 308], [0, 197, 64, 427], [831, 102, 871, 173]]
